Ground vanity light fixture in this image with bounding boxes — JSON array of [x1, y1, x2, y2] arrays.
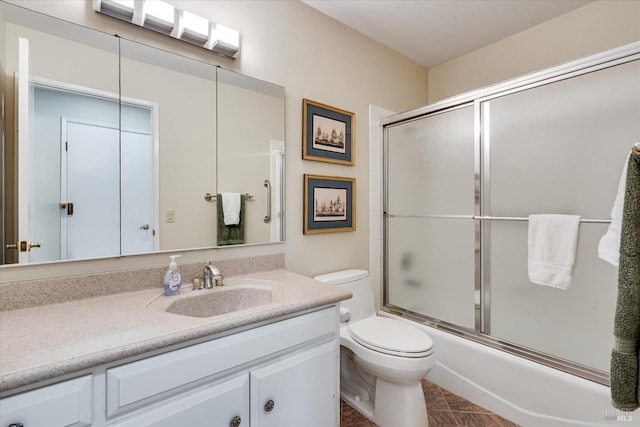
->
[[92, 0, 240, 58], [210, 24, 240, 58], [95, 0, 135, 21], [141, 0, 175, 34], [181, 10, 210, 45]]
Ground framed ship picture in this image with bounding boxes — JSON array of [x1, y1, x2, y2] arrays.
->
[[302, 99, 354, 165], [304, 174, 356, 234]]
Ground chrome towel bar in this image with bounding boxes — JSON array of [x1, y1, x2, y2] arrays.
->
[[473, 215, 610, 224], [385, 213, 610, 224], [203, 192, 255, 202]]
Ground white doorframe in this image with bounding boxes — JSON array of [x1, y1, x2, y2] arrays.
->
[[15, 38, 30, 264], [369, 104, 396, 312], [269, 139, 285, 242], [30, 77, 160, 255]]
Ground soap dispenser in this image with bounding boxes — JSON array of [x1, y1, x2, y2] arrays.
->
[[163, 255, 182, 296]]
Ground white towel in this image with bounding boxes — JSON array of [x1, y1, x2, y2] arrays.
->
[[597, 156, 629, 267], [221, 193, 241, 226], [528, 214, 581, 290]]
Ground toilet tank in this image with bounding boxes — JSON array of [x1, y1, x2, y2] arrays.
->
[[313, 269, 375, 323]]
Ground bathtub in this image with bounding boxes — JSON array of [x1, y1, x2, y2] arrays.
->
[[381, 312, 638, 426]]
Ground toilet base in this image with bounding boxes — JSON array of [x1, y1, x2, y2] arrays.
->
[[341, 378, 428, 427], [374, 378, 428, 427], [341, 391, 375, 421]]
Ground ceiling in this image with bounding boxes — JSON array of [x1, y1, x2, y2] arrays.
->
[[302, 0, 593, 68]]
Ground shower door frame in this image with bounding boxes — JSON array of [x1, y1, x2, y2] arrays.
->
[[381, 41, 640, 386]]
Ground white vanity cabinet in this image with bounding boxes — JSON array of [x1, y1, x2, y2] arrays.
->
[[250, 340, 337, 427], [110, 341, 337, 427], [0, 305, 340, 427], [0, 375, 92, 427], [105, 306, 339, 427]]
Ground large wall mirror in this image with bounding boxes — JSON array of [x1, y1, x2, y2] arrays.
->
[[0, 2, 285, 265]]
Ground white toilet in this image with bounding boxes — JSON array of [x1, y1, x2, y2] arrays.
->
[[314, 269, 434, 427]]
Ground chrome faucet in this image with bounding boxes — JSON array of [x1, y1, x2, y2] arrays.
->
[[203, 261, 223, 287]]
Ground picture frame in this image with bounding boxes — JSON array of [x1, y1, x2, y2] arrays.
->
[[304, 174, 356, 234], [302, 99, 354, 165]]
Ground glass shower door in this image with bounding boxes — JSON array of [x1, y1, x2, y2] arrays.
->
[[483, 59, 640, 372], [385, 105, 476, 329], [383, 46, 640, 383]]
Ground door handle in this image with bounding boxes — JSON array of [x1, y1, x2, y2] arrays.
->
[[60, 202, 74, 215], [6, 241, 41, 252]]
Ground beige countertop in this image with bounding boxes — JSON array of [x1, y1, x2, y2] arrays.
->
[[0, 269, 351, 393]]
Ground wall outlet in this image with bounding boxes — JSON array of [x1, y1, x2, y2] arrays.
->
[[166, 210, 176, 223]]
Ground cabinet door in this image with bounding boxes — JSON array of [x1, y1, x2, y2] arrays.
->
[[250, 340, 338, 427], [110, 374, 248, 427], [0, 376, 92, 427]]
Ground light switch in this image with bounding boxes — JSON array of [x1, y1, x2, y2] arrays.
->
[[166, 210, 176, 223]]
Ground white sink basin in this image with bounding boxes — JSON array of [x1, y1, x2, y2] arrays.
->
[[147, 279, 284, 318]]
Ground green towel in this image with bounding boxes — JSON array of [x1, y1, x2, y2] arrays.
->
[[611, 152, 640, 410], [216, 194, 245, 246]]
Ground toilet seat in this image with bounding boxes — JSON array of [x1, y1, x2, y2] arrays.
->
[[347, 317, 433, 358]]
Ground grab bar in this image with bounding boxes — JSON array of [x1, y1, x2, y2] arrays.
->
[[264, 180, 271, 223], [473, 215, 610, 224]]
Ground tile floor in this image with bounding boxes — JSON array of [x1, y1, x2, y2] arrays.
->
[[340, 379, 519, 427]]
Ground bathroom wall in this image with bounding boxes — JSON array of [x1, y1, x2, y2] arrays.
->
[[428, 0, 640, 102], [0, 0, 428, 283]]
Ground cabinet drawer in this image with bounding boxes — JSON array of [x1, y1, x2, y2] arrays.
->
[[109, 373, 249, 427], [107, 306, 337, 417], [0, 375, 92, 427]]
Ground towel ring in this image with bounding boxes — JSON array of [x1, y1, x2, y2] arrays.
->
[[633, 141, 640, 156]]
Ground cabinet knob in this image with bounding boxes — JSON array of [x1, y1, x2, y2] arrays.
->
[[229, 415, 241, 427], [264, 399, 275, 413]]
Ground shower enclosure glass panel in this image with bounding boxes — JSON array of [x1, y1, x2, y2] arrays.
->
[[486, 61, 640, 218], [387, 217, 476, 328], [385, 106, 475, 329], [485, 59, 640, 372], [488, 223, 616, 371], [386, 107, 475, 216]]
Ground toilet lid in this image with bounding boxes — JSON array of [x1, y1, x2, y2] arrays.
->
[[348, 317, 433, 358]]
